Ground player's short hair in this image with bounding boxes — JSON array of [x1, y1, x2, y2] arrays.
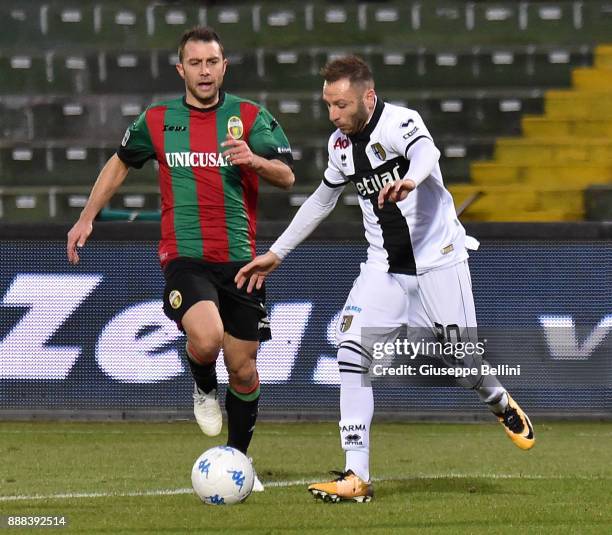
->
[[320, 55, 373, 86], [178, 27, 224, 62]]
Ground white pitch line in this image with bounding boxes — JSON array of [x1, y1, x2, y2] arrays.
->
[[1, 473, 610, 502]]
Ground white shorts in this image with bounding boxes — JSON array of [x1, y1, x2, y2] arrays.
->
[[336, 260, 477, 350]]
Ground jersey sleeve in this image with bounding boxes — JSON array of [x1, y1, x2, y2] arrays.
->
[[116, 110, 155, 169], [388, 109, 435, 160], [323, 134, 350, 188], [247, 107, 294, 168]]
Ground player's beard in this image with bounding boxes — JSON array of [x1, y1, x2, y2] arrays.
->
[[187, 77, 222, 108], [349, 100, 371, 135]]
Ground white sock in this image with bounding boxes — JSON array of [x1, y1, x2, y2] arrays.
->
[[337, 345, 373, 482], [478, 387, 508, 414]]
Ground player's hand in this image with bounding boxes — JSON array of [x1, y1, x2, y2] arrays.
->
[[377, 179, 417, 209], [66, 219, 93, 264], [235, 251, 282, 293], [221, 134, 255, 167]]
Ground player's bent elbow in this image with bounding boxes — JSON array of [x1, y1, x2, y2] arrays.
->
[[279, 171, 295, 190]]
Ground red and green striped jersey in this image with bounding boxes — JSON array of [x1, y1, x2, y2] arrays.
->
[[116, 92, 292, 265]]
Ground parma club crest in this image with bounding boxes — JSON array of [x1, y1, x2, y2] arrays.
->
[[371, 142, 386, 161], [227, 116, 244, 140], [340, 315, 354, 333]]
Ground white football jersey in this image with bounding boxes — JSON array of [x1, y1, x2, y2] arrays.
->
[[323, 98, 468, 275]]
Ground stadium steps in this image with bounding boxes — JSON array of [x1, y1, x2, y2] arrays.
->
[[449, 185, 585, 222], [493, 139, 612, 164], [468, 43, 612, 221]]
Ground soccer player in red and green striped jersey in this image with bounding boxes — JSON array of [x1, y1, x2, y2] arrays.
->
[[67, 27, 295, 490]]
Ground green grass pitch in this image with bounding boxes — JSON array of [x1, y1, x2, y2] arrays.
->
[[1, 421, 611, 534]]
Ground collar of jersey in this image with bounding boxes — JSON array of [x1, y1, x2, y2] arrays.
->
[[348, 96, 384, 143], [182, 91, 226, 113]]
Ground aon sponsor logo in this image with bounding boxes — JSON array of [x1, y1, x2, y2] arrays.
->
[[165, 152, 229, 168]]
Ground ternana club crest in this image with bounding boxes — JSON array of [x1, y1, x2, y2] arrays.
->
[[227, 116, 244, 140]]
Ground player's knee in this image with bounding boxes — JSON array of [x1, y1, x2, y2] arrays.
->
[[186, 334, 222, 364], [227, 360, 258, 391]]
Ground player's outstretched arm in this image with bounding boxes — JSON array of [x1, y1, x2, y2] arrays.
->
[[378, 137, 441, 208], [377, 179, 417, 208], [235, 251, 282, 293], [221, 135, 294, 190], [67, 154, 129, 264]]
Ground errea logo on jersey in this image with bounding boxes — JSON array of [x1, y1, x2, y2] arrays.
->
[[165, 152, 229, 168]]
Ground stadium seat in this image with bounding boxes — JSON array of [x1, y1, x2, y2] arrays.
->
[[151, 50, 189, 94], [0, 3, 40, 47], [47, 146, 105, 185], [471, 2, 521, 42], [368, 50, 422, 89], [101, 96, 149, 140], [0, 53, 49, 94], [362, 3, 414, 41], [99, 146, 158, 184], [92, 50, 155, 94], [262, 49, 318, 91], [524, 2, 577, 42], [0, 188, 49, 221], [0, 146, 48, 185], [44, 4, 97, 46], [52, 187, 96, 220], [220, 50, 263, 92], [148, 4, 204, 49], [206, 4, 255, 48], [291, 143, 327, 185], [0, 100, 31, 140], [96, 4, 149, 49], [419, 2, 468, 37], [311, 4, 363, 44], [50, 52, 94, 95], [255, 5, 310, 48], [264, 93, 330, 138], [30, 100, 101, 141]]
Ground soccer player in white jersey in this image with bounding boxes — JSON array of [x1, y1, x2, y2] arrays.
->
[[235, 56, 535, 502]]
